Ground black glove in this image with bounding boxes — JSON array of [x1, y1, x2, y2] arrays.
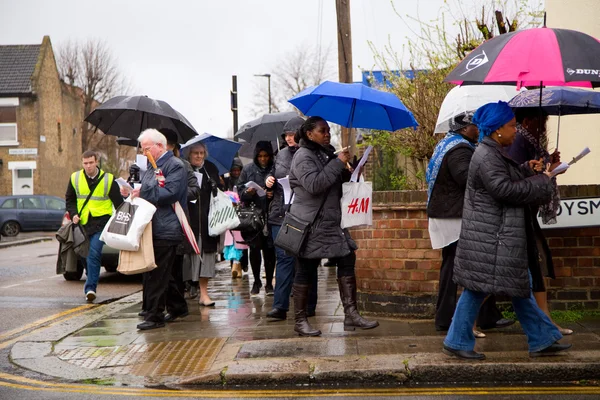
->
[[350, 155, 359, 170], [210, 179, 218, 197]]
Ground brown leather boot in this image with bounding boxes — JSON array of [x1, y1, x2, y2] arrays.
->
[[293, 283, 321, 337], [338, 275, 379, 331]]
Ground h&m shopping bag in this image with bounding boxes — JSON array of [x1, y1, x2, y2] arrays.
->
[[208, 189, 240, 237], [100, 197, 156, 251], [117, 223, 157, 275], [340, 176, 373, 229]]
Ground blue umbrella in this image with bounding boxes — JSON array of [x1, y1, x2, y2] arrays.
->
[[288, 81, 418, 131], [509, 86, 600, 147], [180, 133, 242, 175]]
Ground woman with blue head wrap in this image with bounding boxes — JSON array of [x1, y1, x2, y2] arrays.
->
[[442, 101, 571, 360]]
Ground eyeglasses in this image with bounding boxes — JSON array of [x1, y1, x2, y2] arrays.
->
[[142, 143, 157, 153]]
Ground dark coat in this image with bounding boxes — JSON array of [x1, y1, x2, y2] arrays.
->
[[453, 137, 554, 298], [506, 129, 556, 281], [426, 143, 473, 218], [140, 151, 187, 244], [189, 160, 221, 253], [237, 141, 274, 213], [289, 138, 356, 259], [268, 145, 298, 226]]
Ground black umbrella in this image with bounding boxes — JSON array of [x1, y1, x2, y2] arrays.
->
[[84, 95, 198, 142], [235, 111, 298, 144], [116, 136, 138, 147]]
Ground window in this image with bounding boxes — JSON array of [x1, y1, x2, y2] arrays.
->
[[0, 107, 17, 145], [19, 197, 43, 209], [0, 198, 16, 209], [17, 169, 32, 179], [45, 197, 65, 211]]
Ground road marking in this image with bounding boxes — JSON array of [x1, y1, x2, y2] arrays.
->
[[0, 373, 599, 398], [0, 304, 94, 343], [0, 284, 21, 289], [24, 279, 43, 284]]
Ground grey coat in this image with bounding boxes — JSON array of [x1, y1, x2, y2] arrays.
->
[[289, 139, 357, 259], [453, 137, 554, 298], [268, 145, 298, 226]]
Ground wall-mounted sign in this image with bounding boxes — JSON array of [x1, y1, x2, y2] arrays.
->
[[8, 148, 37, 155], [540, 197, 600, 229], [40, 135, 46, 142]]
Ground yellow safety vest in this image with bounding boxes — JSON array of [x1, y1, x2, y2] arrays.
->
[[71, 169, 114, 225]]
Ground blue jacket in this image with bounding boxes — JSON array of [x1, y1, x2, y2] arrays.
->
[[140, 151, 187, 243]]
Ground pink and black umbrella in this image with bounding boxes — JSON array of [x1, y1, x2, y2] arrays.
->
[[445, 26, 600, 89]]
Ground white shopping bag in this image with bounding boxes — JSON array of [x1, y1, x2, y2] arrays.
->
[[208, 189, 241, 236], [340, 176, 373, 229], [100, 196, 156, 251]]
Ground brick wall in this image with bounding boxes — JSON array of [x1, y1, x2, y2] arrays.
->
[[355, 186, 600, 317]]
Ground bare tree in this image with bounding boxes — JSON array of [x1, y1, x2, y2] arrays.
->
[[251, 43, 334, 116], [57, 39, 134, 176]]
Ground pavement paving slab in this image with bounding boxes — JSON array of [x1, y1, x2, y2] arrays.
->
[[7, 260, 600, 388]]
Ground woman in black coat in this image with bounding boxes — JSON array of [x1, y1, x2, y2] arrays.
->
[[237, 141, 276, 296], [186, 142, 222, 306], [288, 116, 378, 337], [443, 101, 570, 360]]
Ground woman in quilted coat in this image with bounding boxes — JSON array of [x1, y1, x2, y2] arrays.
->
[[443, 101, 571, 360]]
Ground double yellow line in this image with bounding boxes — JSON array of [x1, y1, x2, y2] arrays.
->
[[0, 306, 599, 397]]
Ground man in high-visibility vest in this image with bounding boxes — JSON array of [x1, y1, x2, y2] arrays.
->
[[66, 150, 123, 302]]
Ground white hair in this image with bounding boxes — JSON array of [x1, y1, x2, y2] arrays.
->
[[138, 129, 167, 147], [188, 142, 209, 159]]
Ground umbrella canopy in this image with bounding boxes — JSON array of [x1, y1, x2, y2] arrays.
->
[[445, 27, 600, 88], [508, 86, 600, 115], [235, 111, 298, 143], [116, 136, 138, 147], [85, 95, 198, 142], [435, 85, 524, 133], [180, 133, 242, 175], [288, 81, 418, 131]]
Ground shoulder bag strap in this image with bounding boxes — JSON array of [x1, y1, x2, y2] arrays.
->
[[77, 172, 105, 217]]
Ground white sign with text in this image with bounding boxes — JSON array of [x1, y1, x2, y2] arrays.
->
[[539, 197, 600, 229]]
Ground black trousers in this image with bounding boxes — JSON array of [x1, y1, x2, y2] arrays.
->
[[143, 245, 188, 323], [435, 241, 502, 329], [250, 234, 276, 287], [295, 252, 356, 284]]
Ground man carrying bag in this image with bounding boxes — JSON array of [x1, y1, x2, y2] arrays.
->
[[65, 150, 123, 302]]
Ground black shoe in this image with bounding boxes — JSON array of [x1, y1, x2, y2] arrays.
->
[[242, 264, 248, 272], [443, 345, 486, 360], [265, 285, 274, 296], [529, 342, 572, 358], [164, 311, 189, 323], [494, 318, 516, 329], [435, 325, 450, 332], [188, 286, 199, 300], [251, 281, 261, 296], [137, 321, 165, 331], [266, 308, 287, 320], [138, 310, 148, 317]]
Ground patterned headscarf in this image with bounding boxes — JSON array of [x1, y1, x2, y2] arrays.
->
[[448, 111, 475, 132], [473, 101, 515, 143], [517, 123, 560, 224]]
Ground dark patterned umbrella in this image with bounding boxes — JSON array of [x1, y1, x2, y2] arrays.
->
[[85, 95, 198, 142]]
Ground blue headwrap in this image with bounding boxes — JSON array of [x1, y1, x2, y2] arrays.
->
[[472, 101, 514, 143]]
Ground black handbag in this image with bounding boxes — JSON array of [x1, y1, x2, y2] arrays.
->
[[236, 203, 264, 233], [274, 188, 330, 257]]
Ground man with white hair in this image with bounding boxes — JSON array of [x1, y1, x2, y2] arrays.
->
[[132, 128, 189, 330]]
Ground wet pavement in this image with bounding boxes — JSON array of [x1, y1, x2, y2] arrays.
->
[[7, 260, 600, 388]]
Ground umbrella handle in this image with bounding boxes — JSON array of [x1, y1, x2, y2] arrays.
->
[[146, 151, 159, 170]]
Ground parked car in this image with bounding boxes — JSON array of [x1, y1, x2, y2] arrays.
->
[[0, 195, 66, 236], [61, 211, 120, 281]]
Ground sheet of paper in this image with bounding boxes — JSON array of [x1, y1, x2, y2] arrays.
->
[[115, 177, 130, 189], [278, 176, 293, 204], [245, 181, 266, 197], [135, 155, 148, 172], [568, 147, 591, 165], [194, 172, 203, 187], [549, 162, 569, 177], [350, 145, 373, 182]]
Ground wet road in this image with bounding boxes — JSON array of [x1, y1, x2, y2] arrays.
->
[[0, 238, 141, 334]]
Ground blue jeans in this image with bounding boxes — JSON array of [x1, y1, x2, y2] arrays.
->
[[84, 231, 104, 294], [444, 289, 562, 353], [271, 225, 318, 312]]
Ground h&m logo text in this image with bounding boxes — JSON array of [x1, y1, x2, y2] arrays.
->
[[347, 198, 370, 214]]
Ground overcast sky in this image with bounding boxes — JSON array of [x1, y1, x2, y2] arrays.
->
[[0, 0, 531, 138]]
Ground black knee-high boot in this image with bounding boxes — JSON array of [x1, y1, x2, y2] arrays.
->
[[338, 276, 379, 330], [293, 283, 321, 337]]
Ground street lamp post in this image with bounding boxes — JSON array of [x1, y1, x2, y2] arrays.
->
[[254, 73, 272, 113]]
